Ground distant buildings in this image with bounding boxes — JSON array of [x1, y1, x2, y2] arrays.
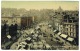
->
[[1, 16, 34, 29], [1, 17, 21, 26], [52, 6, 64, 32], [21, 17, 34, 28]]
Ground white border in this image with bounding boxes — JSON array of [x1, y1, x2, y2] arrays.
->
[[0, 0, 80, 51], [1, 0, 80, 1]]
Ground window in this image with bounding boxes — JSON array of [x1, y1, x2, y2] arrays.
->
[[66, 28, 68, 31], [68, 25, 70, 27], [71, 25, 73, 27], [70, 33, 71, 36], [70, 28, 71, 32], [71, 28, 73, 32]]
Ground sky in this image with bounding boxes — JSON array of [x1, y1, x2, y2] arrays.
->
[[1, 1, 79, 10]]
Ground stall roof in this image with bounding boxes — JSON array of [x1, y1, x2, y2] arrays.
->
[[67, 37, 74, 42], [60, 34, 68, 38], [57, 32, 61, 35]]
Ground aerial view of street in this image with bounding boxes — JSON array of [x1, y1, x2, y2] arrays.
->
[[1, 1, 79, 50]]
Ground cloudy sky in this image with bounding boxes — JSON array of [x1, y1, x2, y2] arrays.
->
[[1, 1, 79, 10]]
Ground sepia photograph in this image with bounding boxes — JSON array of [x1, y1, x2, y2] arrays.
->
[[1, 1, 79, 50]]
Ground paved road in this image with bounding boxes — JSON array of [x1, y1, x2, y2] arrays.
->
[[10, 22, 78, 50], [40, 25, 61, 46], [40, 24, 73, 49]]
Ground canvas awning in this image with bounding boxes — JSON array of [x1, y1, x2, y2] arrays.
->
[[60, 34, 68, 38], [67, 37, 74, 42]]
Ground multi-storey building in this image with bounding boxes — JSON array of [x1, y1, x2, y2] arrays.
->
[[63, 15, 78, 38], [63, 23, 76, 38], [1, 16, 34, 29]]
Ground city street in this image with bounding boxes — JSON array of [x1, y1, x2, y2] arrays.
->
[[10, 22, 78, 50], [1, 1, 79, 50]]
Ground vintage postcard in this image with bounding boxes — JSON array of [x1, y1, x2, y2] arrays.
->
[[1, 1, 79, 50]]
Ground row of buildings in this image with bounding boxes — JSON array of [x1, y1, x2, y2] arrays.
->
[[52, 7, 79, 45], [1, 16, 35, 29]]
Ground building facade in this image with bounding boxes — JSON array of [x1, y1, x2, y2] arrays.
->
[[63, 14, 78, 38], [1, 16, 34, 29], [63, 23, 76, 38]]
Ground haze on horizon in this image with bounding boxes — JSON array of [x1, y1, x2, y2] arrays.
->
[[1, 1, 79, 10]]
